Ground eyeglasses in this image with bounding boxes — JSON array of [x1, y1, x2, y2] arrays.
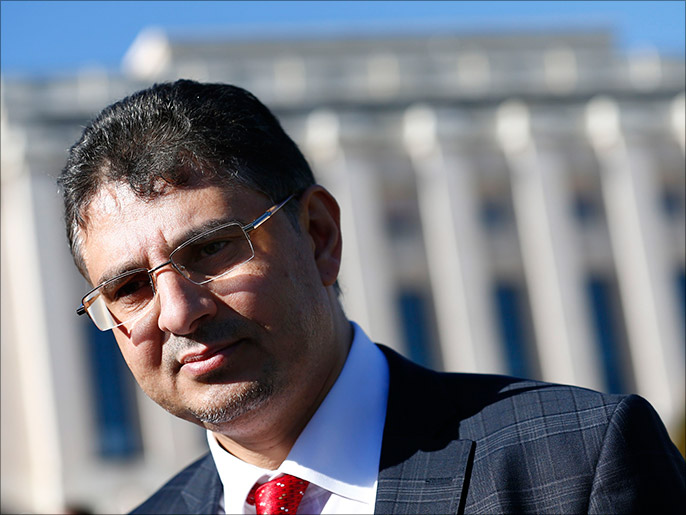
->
[[77, 193, 295, 331]]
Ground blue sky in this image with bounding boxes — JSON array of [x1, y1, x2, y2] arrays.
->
[[1, 1, 684, 76]]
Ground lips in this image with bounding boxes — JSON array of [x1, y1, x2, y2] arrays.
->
[[179, 340, 242, 376]]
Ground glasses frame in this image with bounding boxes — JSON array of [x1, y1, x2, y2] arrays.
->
[[76, 193, 295, 331]]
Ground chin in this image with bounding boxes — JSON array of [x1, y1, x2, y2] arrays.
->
[[183, 379, 275, 426]]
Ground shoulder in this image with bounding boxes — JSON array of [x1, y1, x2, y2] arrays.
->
[[457, 372, 627, 436], [130, 453, 220, 515], [378, 342, 628, 427], [378, 345, 685, 511], [378, 342, 679, 465]]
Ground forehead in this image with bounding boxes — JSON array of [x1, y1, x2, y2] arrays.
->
[[79, 181, 259, 284]]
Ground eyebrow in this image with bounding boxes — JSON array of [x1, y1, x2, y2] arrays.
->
[[94, 216, 242, 286], [170, 217, 243, 248], [95, 260, 148, 287]]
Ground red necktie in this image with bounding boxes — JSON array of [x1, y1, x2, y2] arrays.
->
[[246, 474, 310, 515]]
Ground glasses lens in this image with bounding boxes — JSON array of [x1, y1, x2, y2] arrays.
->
[[170, 223, 255, 284], [84, 269, 154, 330]]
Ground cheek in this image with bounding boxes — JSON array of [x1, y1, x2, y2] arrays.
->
[[212, 263, 288, 311], [113, 330, 164, 378], [114, 337, 173, 406], [216, 280, 285, 332]]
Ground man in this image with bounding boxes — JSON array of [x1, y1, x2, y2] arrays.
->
[[59, 80, 684, 514]]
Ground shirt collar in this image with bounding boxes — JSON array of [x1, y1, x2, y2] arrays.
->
[[208, 322, 389, 512]]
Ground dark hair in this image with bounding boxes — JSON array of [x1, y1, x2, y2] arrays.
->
[[58, 80, 315, 274]]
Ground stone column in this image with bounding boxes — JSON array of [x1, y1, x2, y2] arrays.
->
[[304, 109, 403, 351], [586, 96, 684, 427], [497, 100, 603, 390], [404, 105, 505, 374]]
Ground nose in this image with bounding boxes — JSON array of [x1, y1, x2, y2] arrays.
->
[[153, 267, 217, 335]]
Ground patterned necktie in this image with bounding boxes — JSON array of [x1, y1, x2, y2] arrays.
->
[[246, 474, 310, 515]]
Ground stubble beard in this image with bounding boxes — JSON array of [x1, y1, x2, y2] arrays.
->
[[160, 320, 279, 425], [187, 377, 275, 425]]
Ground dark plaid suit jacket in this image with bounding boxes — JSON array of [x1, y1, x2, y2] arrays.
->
[[132, 345, 685, 514]]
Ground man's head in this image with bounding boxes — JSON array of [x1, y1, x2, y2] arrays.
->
[[58, 80, 350, 451], [60, 80, 315, 275]]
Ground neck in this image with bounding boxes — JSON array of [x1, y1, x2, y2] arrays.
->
[[212, 427, 305, 470], [212, 308, 353, 469]]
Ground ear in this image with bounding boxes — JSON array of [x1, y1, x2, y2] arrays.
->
[[299, 185, 342, 287]]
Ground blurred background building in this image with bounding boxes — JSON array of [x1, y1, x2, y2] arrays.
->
[[1, 27, 684, 514]]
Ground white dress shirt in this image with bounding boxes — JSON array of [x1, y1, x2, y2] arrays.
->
[[207, 322, 390, 514]]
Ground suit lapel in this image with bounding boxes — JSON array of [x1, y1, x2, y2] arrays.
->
[[376, 439, 474, 514], [375, 346, 475, 514], [179, 454, 223, 514]]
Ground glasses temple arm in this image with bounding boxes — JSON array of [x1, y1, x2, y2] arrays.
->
[[243, 194, 294, 232]]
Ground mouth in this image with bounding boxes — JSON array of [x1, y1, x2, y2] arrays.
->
[[179, 340, 244, 377]]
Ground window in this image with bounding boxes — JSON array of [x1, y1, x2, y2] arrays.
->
[[493, 281, 535, 379], [86, 323, 142, 459], [586, 276, 631, 394], [676, 268, 686, 343], [398, 289, 435, 368]]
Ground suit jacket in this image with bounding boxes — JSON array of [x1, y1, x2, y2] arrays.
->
[[132, 345, 685, 514]]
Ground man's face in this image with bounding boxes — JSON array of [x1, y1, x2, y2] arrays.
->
[[79, 179, 345, 436]]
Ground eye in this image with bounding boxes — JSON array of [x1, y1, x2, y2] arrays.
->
[[100, 272, 151, 303], [171, 223, 248, 277], [114, 277, 150, 300], [199, 240, 230, 257]]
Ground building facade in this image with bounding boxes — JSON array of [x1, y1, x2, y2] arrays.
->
[[2, 29, 684, 513]]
